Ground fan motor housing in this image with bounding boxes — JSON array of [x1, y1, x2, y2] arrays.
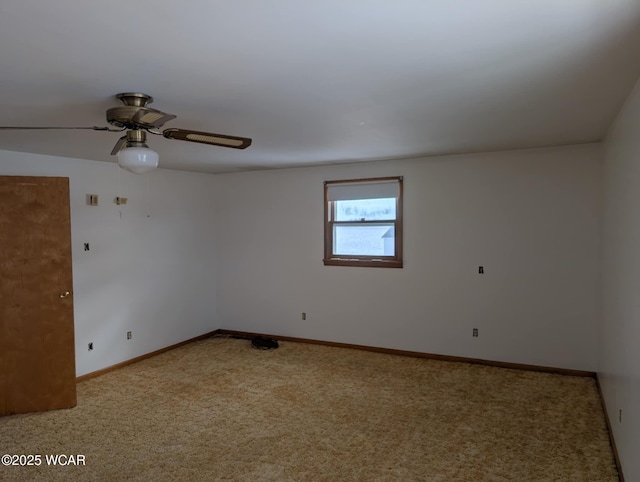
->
[[106, 92, 176, 130], [106, 106, 176, 130], [107, 106, 148, 129]]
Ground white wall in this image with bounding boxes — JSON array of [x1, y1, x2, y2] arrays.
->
[[215, 144, 602, 371], [0, 150, 219, 376], [601, 77, 640, 481]]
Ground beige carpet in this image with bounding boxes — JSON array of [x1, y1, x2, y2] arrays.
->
[[0, 336, 618, 481]]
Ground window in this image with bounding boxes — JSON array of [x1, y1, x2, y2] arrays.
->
[[324, 176, 403, 268]]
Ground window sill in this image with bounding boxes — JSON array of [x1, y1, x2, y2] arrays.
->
[[323, 258, 403, 268]]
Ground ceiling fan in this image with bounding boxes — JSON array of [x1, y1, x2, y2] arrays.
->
[[0, 93, 252, 173]]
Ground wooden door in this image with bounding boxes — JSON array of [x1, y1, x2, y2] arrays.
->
[[0, 176, 77, 415]]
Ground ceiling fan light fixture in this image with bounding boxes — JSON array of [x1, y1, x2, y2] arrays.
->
[[1, 93, 253, 168], [117, 146, 159, 174]]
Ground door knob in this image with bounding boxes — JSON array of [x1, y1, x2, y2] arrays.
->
[[59, 291, 71, 298]]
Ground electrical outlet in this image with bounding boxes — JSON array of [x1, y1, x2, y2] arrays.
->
[[473, 328, 479, 337], [84, 242, 90, 251], [478, 266, 484, 274], [127, 331, 132, 340], [88, 342, 93, 351], [302, 312, 307, 320]]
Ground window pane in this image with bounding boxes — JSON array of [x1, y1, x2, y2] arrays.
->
[[335, 198, 396, 222], [334, 224, 395, 256]]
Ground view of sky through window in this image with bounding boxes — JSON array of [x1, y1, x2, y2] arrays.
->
[[334, 225, 394, 255], [333, 198, 396, 255], [335, 198, 396, 221]]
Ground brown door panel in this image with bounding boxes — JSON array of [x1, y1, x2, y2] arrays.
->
[[0, 176, 77, 415]]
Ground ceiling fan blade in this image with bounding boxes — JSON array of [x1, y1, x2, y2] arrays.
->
[[162, 128, 252, 149], [110, 136, 128, 155], [0, 126, 118, 131], [131, 109, 177, 129]]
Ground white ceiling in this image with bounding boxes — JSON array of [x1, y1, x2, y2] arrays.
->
[[1, 1, 639, 174]]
